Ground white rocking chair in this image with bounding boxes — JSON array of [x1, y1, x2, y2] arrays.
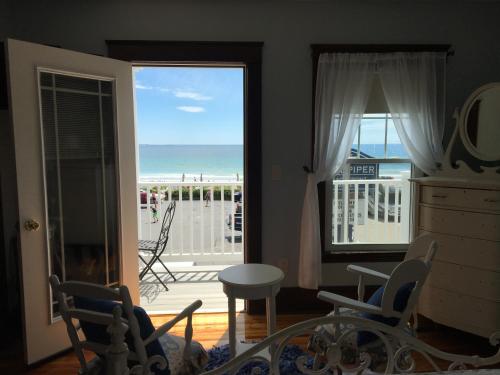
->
[[49, 275, 208, 375], [313, 234, 438, 369]]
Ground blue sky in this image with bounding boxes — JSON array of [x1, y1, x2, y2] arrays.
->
[[133, 67, 244, 145]]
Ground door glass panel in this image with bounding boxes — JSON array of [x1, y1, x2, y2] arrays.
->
[[39, 71, 120, 316]]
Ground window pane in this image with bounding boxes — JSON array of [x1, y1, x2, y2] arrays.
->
[[379, 162, 411, 179], [39, 72, 119, 318], [351, 125, 360, 158], [386, 120, 409, 158], [328, 114, 411, 249], [359, 117, 386, 158]]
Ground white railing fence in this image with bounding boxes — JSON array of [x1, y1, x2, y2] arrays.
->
[[138, 182, 243, 264], [331, 175, 411, 245]]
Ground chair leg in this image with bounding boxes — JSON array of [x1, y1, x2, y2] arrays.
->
[[138, 254, 151, 280], [138, 254, 169, 291], [157, 257, 177, 282], [148, 267, 169, 291], [139, 253, 156, 280]]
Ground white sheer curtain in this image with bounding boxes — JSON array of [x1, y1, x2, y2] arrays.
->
[[378, 52, 447, 175], [299, 54, 376, 289]]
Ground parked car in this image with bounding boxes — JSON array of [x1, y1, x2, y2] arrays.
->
[[140, 191, 158, 205]]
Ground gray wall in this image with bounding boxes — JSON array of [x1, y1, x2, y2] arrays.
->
[[3, 0, 500, 287]]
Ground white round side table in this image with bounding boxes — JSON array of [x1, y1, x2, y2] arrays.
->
[[218, 263, 285, 359]]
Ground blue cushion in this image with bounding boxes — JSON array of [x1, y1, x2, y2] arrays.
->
[[74, 296, 170, 375], [357, 282, 416, 346]]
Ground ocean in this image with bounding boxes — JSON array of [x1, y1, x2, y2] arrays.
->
[[139, 144, 244, 181], [138, 144, 410, 181]]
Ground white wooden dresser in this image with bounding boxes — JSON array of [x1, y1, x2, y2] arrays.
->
[[413, 177, 500, 338]]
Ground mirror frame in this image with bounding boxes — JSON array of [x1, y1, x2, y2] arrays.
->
[[459, 82, 500, 162]]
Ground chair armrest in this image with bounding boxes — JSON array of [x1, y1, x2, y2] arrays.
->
[[144, 300, 202, 345], [317, 291, 401, 319], [347, 265, 390, 281]]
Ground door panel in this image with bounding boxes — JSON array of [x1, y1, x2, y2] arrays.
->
[[6, 39, 139, 364], [39, 71, 121, 318]]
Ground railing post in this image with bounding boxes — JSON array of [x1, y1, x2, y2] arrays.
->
[[210, 186, 214, 254], [167, 187, 173, 253], [180, 185, 184, 255], [333, 182, 338, 244], [343, 182, 348, 243], [146, 186, 152, 240], [231, 184, 235, 254], [200, 184, 204, 256], [220, 185, 225, 254], [190, 185, 194, 255], [353, 183, 359, 242], [384, 182, 389, 242], [400, 171, 411, 243], [240, 183, 244, 253], [137, 184, 142, 240]]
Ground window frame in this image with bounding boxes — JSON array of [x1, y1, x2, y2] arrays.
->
[[323, 115, 415, 259], [310, 44, 451, 263]]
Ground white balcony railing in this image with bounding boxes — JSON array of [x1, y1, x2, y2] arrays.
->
[[330, 176, 411, 245], [138, 182, 243, 264]]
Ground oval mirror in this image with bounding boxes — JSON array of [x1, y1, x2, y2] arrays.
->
[[460, 83, 500, 161]]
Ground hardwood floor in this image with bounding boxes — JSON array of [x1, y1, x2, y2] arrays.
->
[[9, 313, 499, 374]]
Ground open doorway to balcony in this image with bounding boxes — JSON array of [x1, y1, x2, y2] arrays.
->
[[134, 66, 245, 313]]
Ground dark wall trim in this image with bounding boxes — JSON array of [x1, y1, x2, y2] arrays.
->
[[310, 44, 452, 264], [0, 42, 7, 110], [107, 41, 263, 64], [106, 40, 263, 293]]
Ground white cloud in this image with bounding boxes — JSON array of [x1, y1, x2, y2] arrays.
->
[[174, 90, 212, 101], [177, 106, 205, 113], [135, 83, 153, 90]]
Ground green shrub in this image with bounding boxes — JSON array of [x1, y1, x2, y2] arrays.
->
[[147, 186, 241, 201]]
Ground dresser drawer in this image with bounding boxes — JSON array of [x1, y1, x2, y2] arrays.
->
[[418, 231, 500, 273], [419, 286, 500, 338], [419, 205, 500, 242], [420, 185, 500, 211]]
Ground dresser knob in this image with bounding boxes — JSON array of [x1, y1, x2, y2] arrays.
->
[[432, 194, 447, 199]]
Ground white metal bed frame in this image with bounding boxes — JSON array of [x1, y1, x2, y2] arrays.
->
[[104, 307, 500, 375]]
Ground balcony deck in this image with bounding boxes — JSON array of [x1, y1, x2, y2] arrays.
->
[[138, 182, 245, 313], [140, 263, 244, 314]]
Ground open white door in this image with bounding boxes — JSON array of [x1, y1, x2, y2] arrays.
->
[[6, 39, 139, 364]]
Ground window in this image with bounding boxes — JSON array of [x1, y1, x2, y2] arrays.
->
[[324, 113, 413, 255], [310, 45, 450, 262]]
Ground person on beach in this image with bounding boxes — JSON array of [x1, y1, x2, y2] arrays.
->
[[204, 190, 211, 207], [151, 193, 159, 223], [151, 206, 159, 223]]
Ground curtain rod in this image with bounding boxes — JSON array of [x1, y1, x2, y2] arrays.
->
[[311, 44, 454, 57]]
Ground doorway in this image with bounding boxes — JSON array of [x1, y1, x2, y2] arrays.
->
[[106, 40, 263, 314], [134, 65, 245, 313]]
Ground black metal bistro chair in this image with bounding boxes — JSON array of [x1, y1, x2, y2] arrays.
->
[[138, 200, 177, 291]]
